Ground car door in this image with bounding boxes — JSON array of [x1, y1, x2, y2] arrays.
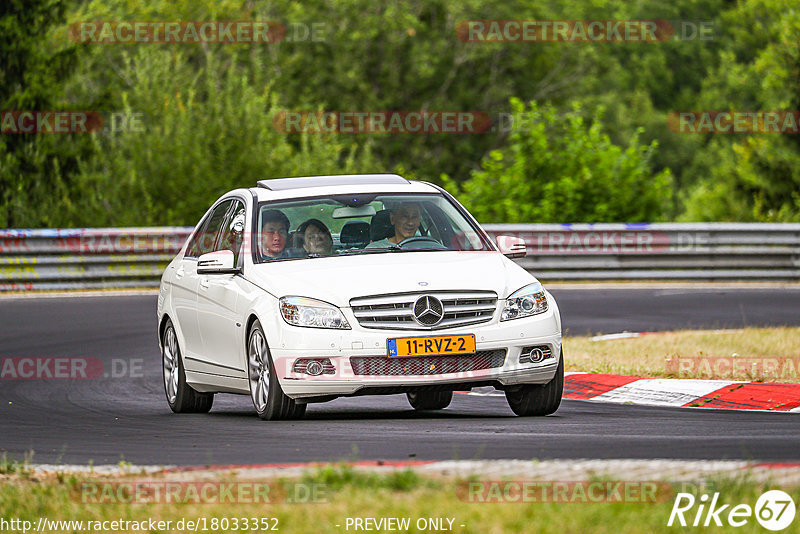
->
[[176, 199, 233, 369], [196, 198, 250, 377], [170, 212, 211, 359]]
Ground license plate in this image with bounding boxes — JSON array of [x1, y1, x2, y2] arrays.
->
[[387, 334, 476, 358]]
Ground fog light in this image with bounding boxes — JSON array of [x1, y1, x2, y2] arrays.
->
[[292, 358, 335, 376], [306, 360, 324, 376], [519, 345, 553, 364]]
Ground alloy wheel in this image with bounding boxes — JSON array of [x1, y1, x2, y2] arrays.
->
[[248, 329, 269, 412]]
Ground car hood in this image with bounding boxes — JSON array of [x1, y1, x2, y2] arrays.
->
[[245, 251, 536, 307]]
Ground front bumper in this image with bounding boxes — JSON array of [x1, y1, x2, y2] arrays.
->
[[268, 305, 562, 399]]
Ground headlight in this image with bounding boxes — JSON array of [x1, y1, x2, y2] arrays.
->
[[501, 282, 548, 321], [279, 296, 351, 329]]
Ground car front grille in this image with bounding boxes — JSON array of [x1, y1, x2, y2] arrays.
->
[[349, 291, 497, 330], [349, 349, 506, 376]]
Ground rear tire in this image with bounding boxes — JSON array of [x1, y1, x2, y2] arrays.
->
[[505, 352, 563, 416], [247, 320, 306, 421], [162, 320, 214, 414], [407, 390, 453, 410]]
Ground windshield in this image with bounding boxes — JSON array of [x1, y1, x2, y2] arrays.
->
[[254, 192, 493, 262]]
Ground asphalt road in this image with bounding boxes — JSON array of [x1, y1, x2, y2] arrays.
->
[[1, 288, 798, 465]]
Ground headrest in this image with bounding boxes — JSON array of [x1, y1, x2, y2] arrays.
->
[[370, 209, 394, 241], [340, 220, 371, 247]]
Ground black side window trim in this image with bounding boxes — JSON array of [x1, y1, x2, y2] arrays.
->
[[219, 198, 247, 270], [185, 211, 214, 259], [184, 195, 248, 259]]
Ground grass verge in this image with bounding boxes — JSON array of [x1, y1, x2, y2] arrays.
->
[[564, 327, 800, 382], [1, 466, 797, 534]]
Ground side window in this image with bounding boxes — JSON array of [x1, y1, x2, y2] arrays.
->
[[218, 200, 246, 265], [185, 212, 212, 258], [185, 200, 233, 258], [419, 204, 440, 241]]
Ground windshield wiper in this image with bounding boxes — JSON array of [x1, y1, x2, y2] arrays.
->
[[346, 246, 403, 252], [363, 246, 447, 253], [338, 246, 449, 256]]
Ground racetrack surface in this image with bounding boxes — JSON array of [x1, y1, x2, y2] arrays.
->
[[1, 288, 799, 465]]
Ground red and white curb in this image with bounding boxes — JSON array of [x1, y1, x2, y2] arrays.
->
[[465, 373, 800, 412], [564, 373, 800, 412]]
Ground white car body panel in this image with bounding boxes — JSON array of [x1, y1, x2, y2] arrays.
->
[[243, 251, 532, 308], [157, 176, 562, 404]]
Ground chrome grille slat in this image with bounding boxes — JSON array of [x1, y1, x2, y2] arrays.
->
[[352, 320, 416, 329], [352, 307, 413, 318], [350, 295, 421, 306], [438, 316, 492, 327], [351, 292, 494, 307], [350, 291, 497, 330], [442, 303, 496, 313]]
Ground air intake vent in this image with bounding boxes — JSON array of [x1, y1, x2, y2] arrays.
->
[[350, 350, 506, 376]]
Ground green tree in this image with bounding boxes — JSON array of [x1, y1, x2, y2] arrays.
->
[[6, 0, 795, 226], [443, 99, 672, 222], [681, 0, 800, 221], [68, 47, 378, 226], [0, 0, 94, 227]]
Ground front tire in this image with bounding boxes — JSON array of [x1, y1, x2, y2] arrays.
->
[[247, 320, 306, 421], [162, 320, 214, 413], [407, 390, 453, 410], [505, 352, 563, 416]]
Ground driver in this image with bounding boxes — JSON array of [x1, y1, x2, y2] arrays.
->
[[366, 202, 422, 248]]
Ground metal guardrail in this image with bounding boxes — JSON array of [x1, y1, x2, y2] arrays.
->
[[0, 228, 190, 291], [1, 223, 799, 290], [483, 223, 800, 280]]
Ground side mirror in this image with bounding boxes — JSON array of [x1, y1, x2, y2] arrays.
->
[[197, 250, 240, 274], [496, 235, 526, 258]]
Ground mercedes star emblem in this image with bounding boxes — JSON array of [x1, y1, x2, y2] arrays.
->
[[413, 295, 444, 326]]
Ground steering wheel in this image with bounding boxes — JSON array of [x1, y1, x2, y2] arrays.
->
[[397, 236, 448, 250]]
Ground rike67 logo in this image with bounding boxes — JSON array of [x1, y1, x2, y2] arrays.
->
[[668, 490, 796, 530]]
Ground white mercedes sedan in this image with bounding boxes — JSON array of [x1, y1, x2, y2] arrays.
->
[[157, 174, 563, 420]]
